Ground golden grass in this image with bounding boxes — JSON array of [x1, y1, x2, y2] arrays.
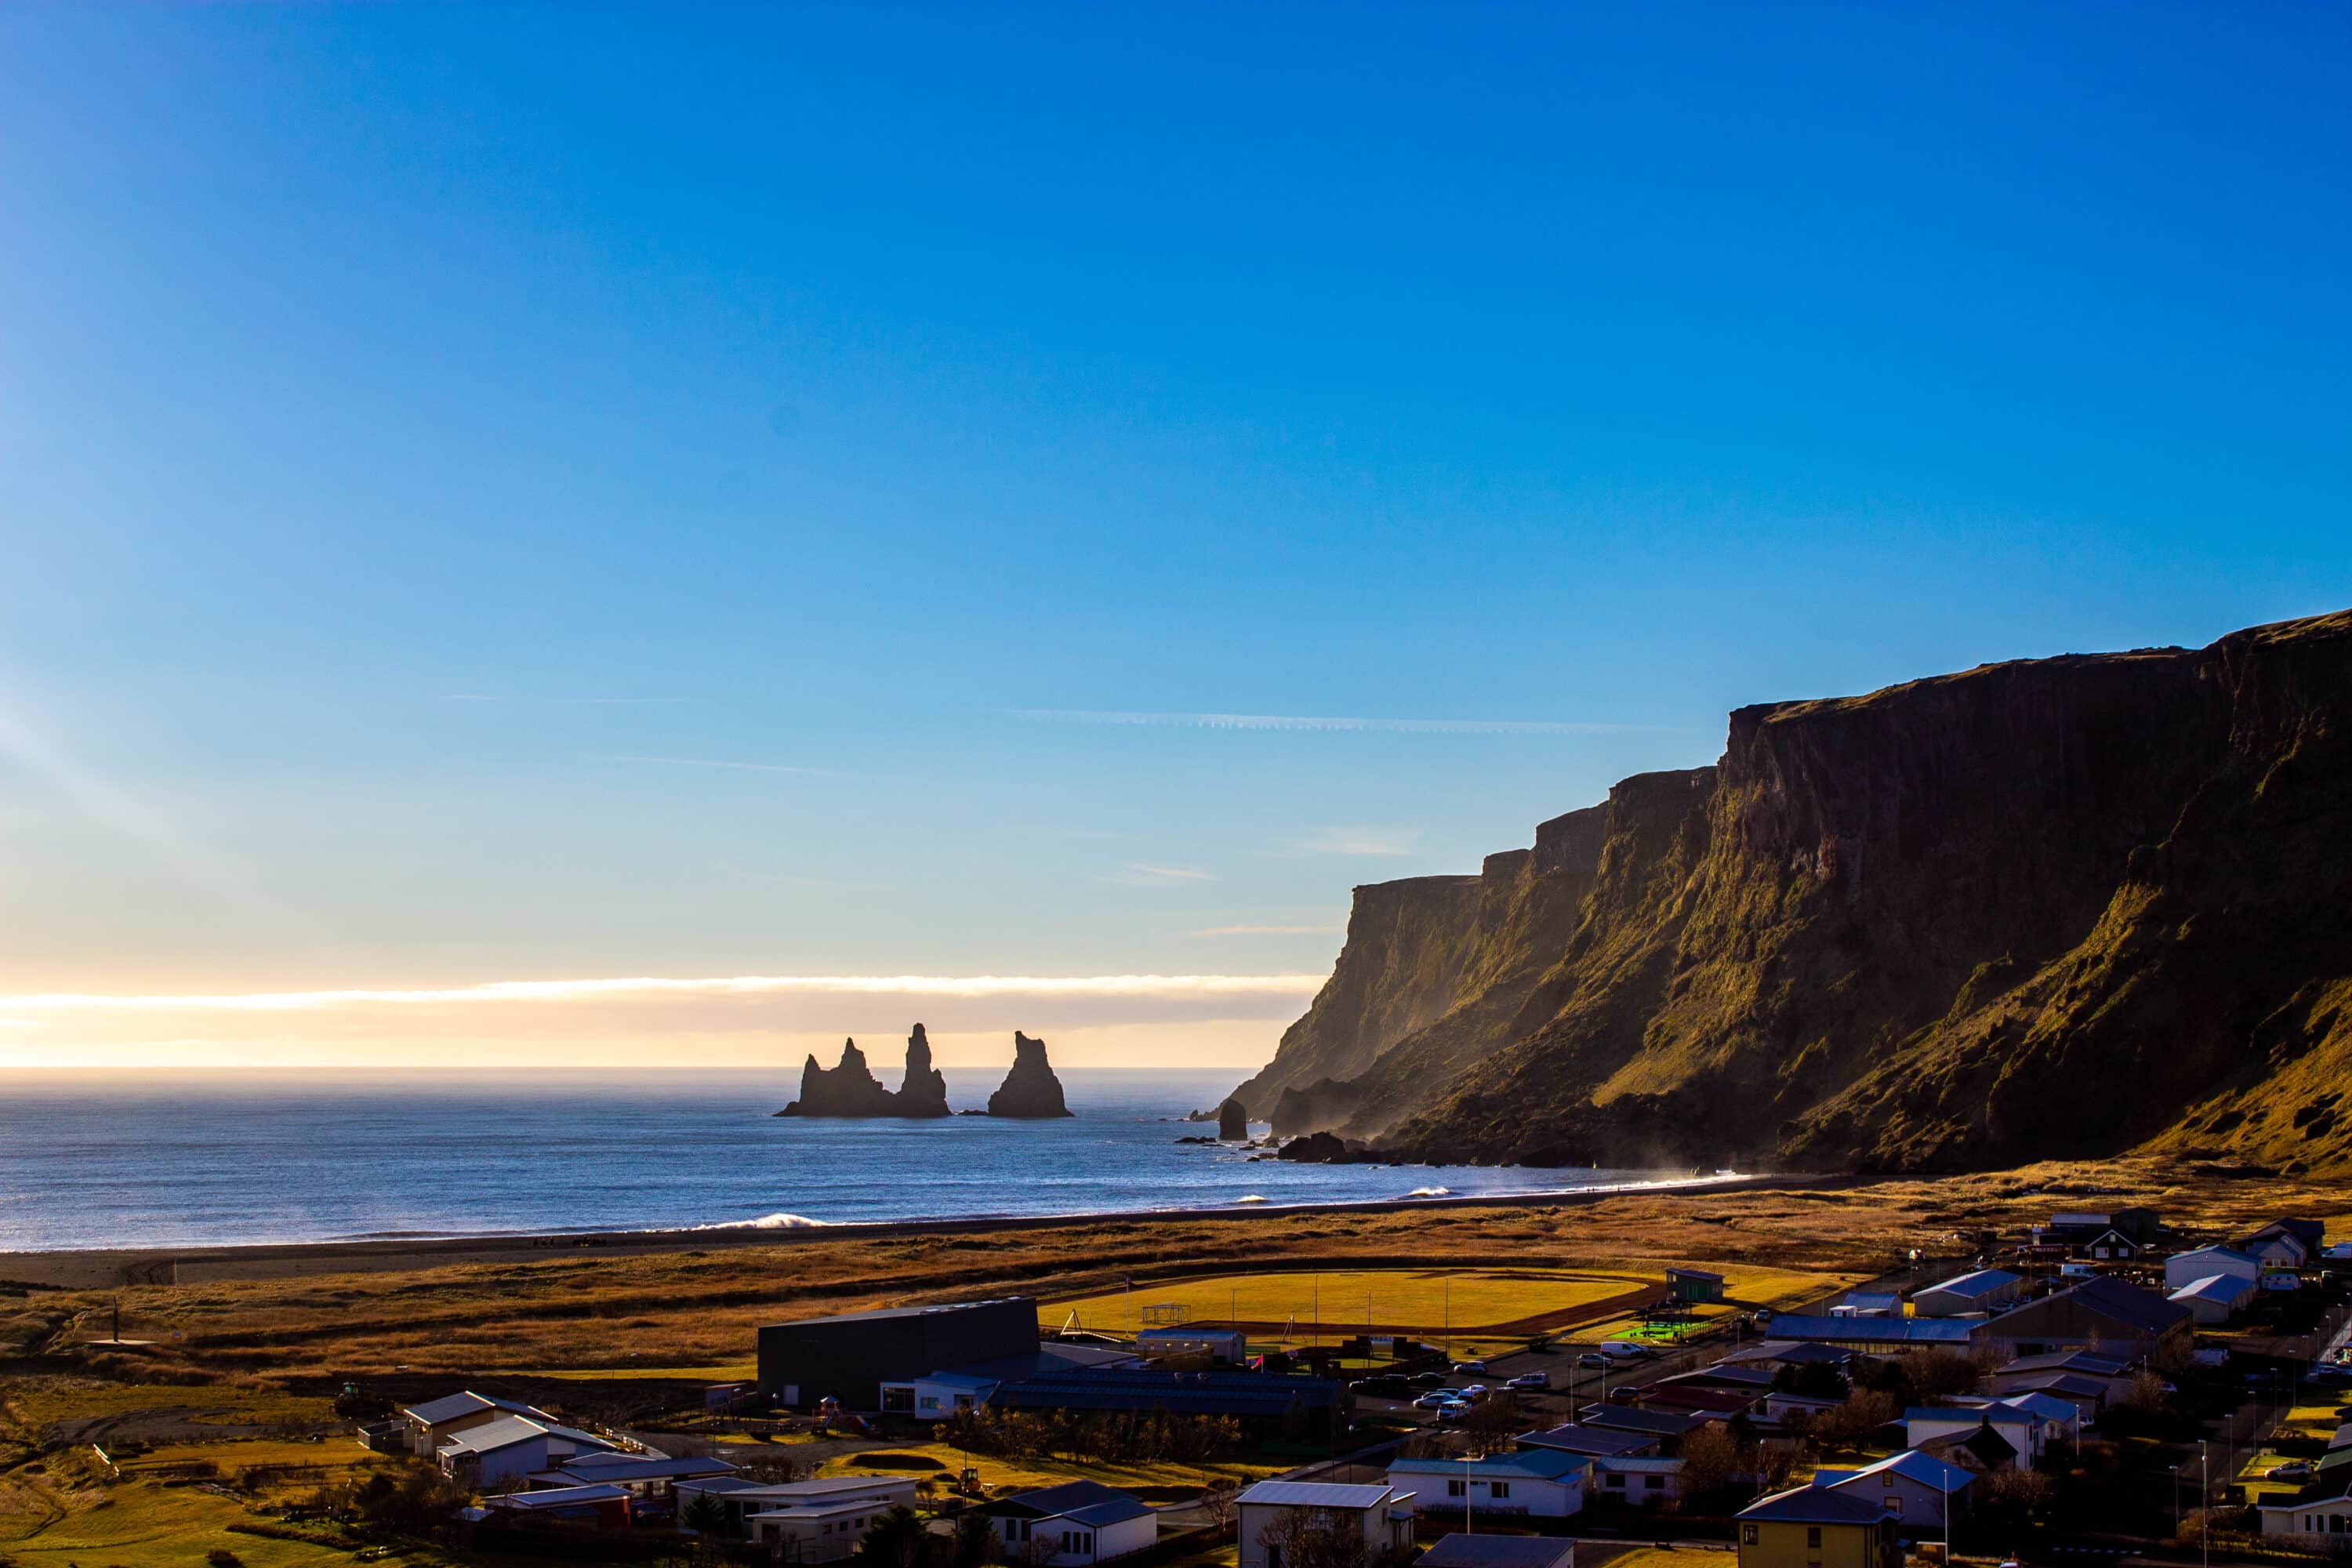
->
[[1591, 1548, 1736, 1568], [1047, 1268, 1644, 1336], [818, 1439, 1282, 1499]]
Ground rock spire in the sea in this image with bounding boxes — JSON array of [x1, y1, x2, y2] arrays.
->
[[985, 1031, 1073, 1118], [1216, 1098, 1249, 1141], [778, 1026, 953, 1117], [896, 1023, 951, 1118]]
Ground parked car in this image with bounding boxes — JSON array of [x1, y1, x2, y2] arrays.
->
[[2270, 1461, 2315, 1482], [1436, 1399, 1472, 1421], [1452, 1359, 1489, 1374], [1599, 1341, 1655, 1361], [1577, 1352, 1610, 1370], [1411, 1392, 1452, 1410], [1460, 1384, 1489, 1398], [1410, 1371, 1449, 1388], [1607, 1385, 1640, 1405], [1506, 1372, 1550, 1391]]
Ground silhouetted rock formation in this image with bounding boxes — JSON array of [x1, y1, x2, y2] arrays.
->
[[1216, 1098, 1249, 1141], [896, 1024, 951, 1118], [779, 1025, 954, 1117], [986, 1032, 1073, 1118], [1229, 607, 2352, 1176], [1276, 1131, 1349, 1163], [779, 1039, 897, 1117]]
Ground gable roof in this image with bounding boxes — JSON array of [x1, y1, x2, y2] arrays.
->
[[986, 1480, 1153, 1526], [1907, 1406, 2034, 1429], [1813, 1450, 1973, 1496], [1392, 1450, 1589, 1482], [1915, 1268, 2020, 1301], [1755, 1315, 1976, 1346], [1517, 1423, 1660, 1457], [1918, 1424, 2020, 1468], [1236, 1482, 1396, 1509], [1737, 1483, 1892, 1524], [438, 1414, 553, 1457], [1577, 1403, 1714, 1436], [404, 1391, 547, 1427], [1996, 1350, 2128, 1378], [487, 1483, 630, 1510], [1417, 1537, 1576, 1568], [2170, 1273, 2256, 1305]]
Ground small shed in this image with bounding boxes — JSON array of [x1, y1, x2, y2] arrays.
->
[[1666, 1267, 1726, 1305]]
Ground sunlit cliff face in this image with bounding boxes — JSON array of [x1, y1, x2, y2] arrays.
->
[[0, 971, 1319, 1072]]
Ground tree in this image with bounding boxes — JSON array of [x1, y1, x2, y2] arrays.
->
[[1675, 1425, 1745, 1503], [949, 1511, 1000, 1568], [862, 1505, 931, 1568], [1255, 1508, 1368, 1568], [681, 1491, 730, 1535], [1201, 1481, 1240, 1537]]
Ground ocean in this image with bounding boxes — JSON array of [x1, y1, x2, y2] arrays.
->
[[0, 1069, 1669, 1253]]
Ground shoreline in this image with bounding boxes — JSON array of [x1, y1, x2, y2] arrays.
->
[[0, 1171, 1842, 1290]]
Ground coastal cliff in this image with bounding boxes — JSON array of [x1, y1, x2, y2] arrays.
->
[[779, 1025, 953, 1118], [1236, 608, 2352, 1175], [987, 1031, 1073, 1118]]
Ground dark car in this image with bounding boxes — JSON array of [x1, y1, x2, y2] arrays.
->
[[1409, 1371, 1448, 1388]]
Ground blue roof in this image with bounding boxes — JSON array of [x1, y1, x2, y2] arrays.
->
[[1762, 1315, 1976, 1345], [1392, 1450, 1589, 1481], [1907, 1405, 2034, 1426], [1916, 1268, 2020, 1299]]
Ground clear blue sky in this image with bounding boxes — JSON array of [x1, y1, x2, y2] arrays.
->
[[1, 5, 2346, 1068]]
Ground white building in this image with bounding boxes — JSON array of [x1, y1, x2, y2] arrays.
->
[[398, 1391, 553, 1457], [1810, 1449, 1973, 1526], [878, 1370, 1000, 1420], [1235, 1482, 1415, 1568], [748, 1496, 898, 1563], [982, 1481, 1156, 1564], [2164, 1246, 2260, 1292], [1905, 1405, 2045, 1465], [1137, 1327, 1250, 1363], [1591, 1454, 1682, 1506], [1388, 1449, 1588, 1519], [677, 1475, 916, 1539], [1911, 1269, 2023, 1317], [435, 1414, 617, 1489], [2169, 1272, 2258, 1325]]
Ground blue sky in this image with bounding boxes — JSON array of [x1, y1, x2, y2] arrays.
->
[[0, 5, 2346, 1069]]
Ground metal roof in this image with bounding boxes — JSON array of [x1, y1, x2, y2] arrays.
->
[[985, 1481, 1152, 1526], [1814, 1449, 1973, 1495], [1576, 1404, 1712, 1435], [438, 1415, 553, 1457], [1758, 1314, 1976, 1345], [1236, 1482, 1396, 1509], [488, 1484, 630, 1509], [2170, 1272, 2256, 1304], [1737, 1483, 1890, 1524], [1418, 1536, 1575, 1568], [1518, 1422, 1658, 1457], [1916, 1268, 2021, 1300], [1390, 1450, 1588, 1481]]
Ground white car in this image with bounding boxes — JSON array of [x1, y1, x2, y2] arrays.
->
[[1460, 1384, 1489, 1398], [1410, 1392, 1451, 1410], [1506, 1373, 1550, 1391], [1436, 1399, 1471, 1421], [1451, 1359, 1488, 1374]]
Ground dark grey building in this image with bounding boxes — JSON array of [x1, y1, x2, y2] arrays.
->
[[757, 1297, 1040, 1410]]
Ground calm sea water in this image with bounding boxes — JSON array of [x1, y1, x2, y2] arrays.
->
[[0, 1070, 1665, 1253]]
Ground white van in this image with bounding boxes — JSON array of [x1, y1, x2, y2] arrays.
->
[[1599, 1341, 1653, 1361]]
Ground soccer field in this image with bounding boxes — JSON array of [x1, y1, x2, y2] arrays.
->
[[1042, 1261, 1859, 1344], [1044, 1267, 1651, 1338]]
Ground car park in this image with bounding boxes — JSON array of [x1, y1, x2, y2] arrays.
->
[[1410, 1371, 1449, 1388], [1436, 1399, 1471, 1421]]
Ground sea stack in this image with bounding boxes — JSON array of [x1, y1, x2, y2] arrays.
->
[[778, 1039, 898, 1116], [985, 1031, 1073, 1118], [778, 1027, 954, 1117], [1215, 1098, 1249, 1141], [896, 1024, 951, 1118]]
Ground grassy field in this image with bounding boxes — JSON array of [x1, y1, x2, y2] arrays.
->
[[818, 1440, 1287, 1502], [1047, 1268, 1644, 1337]]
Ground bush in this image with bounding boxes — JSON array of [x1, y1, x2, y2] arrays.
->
[[208, 1551, 244, 1568]]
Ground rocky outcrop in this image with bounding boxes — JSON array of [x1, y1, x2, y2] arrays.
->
[[778, 1025, 953, 1117], [986, 1032, 1074, 1118], [1215, 1098, 1249, 1141], [1276, 1131, 1351, 1163], [1235, 608, 2352, 1175], [778, 1038, 898, 1117], [895, 1024, 951, 1117]]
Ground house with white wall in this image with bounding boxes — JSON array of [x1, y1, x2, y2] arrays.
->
[[1810, 1450, 1972, 1526], [982, 1482, 1156, 1565], [1388, 1449, 1588, 1519], [1236, 1482, 1414, 1568]]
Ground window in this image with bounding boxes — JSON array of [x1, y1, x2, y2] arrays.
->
[[1487, 1483, 1509, 1500], [882, 1387, 915, 1413], [1605, 1474, 1625, 1490], [1740, 1525, 1759, 1546], [1807, 1527, 1823, 1548], [1447, 1480, 1465, 1497], [1643, 1475, 1663, 1491]]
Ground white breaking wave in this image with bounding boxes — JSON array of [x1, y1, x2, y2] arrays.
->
[[696, 1211, 829, 1230], [1232, 1194, 1269, 1204], [1404, 1185, 1452, 1198]]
